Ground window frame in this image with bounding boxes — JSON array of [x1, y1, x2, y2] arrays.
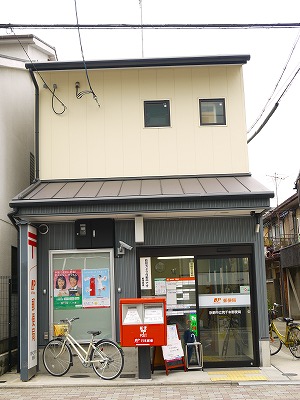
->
[[199, 98, 226, 126], [144, 100, 171, 128], [49, 249, 115, 342]]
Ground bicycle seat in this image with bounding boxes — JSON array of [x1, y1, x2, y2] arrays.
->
[[87, 330, 101, 336], [283, 317, 294, 324]]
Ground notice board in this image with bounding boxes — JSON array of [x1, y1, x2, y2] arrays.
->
[[152, 324, 186, 375]]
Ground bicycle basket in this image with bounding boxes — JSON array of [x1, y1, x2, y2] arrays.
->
[[53, 323, 69, 337]]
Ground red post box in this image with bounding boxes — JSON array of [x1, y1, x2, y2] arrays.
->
[[120, 297, 167, 347]]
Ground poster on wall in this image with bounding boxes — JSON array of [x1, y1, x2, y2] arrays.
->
[[82, 269, 110, 308], [53, 269, 82, 310]]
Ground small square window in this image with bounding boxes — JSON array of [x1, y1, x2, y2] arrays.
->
[[144, 100, 170, 128], [199, 99, 226, 126]]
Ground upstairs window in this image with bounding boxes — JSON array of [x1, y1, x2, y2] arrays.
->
[[199, 99, 226, 126], [144, 100, 170, 128]]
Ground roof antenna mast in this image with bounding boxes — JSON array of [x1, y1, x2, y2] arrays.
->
[[139, 0, 144, 58]]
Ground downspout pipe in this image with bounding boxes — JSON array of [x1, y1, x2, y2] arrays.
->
[[8, 209, 19, 231], [28, 69, 40, 181]]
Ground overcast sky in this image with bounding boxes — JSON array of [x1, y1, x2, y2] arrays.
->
[[1, 0, 300, 207]]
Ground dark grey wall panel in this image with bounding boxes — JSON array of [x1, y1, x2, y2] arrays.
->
[[16, 196, 270, 218], [117, 216, 268, 340], [37, 223, 75, 345], [37, 216, 268, 345], [144, 217, 255, 246]]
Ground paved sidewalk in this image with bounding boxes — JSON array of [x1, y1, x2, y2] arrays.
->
[[0, 361, 299, 388], [0, 342, 299, 388]]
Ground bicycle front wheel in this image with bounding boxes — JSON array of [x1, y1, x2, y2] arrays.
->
[[43, 338, 72, 376], [269, 327, 282, 355], [288, 327, 300, 358], [91, 339, 124, 380]]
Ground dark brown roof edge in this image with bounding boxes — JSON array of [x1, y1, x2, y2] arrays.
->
[[25, 54, 250, 71]]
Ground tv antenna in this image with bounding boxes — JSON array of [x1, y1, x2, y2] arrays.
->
[[139, 0, 144, 57], [267, 172, 287, 207]]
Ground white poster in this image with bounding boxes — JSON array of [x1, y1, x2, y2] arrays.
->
[[166, 281, 177, 305], [123, 307, 142, 324], [27, 225, 37, 369], [162, 324, 184, 360], [154, 278, 166, 295], [140, 257, 152, 290], [144, 306, 164, 324]]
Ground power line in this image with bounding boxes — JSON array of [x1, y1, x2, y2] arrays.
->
[[247, 65, 300, 143], [1, 22, 300, 30], [73, 0, 100, 107], [9, 28, 67, 115], [247, 30, 300, 133]]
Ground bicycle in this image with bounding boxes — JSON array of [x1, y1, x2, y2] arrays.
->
[[269, 303, 300, 358], [43, 317, 124, 379]]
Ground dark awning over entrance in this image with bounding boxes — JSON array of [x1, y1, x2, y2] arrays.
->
[[12, 174, 272, 206], [9, 174, 273, 223]]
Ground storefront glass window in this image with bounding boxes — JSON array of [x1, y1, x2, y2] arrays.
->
[[50, 250, 114, 341], [197, 257, 254, 363], [140, 256, 196, 339]]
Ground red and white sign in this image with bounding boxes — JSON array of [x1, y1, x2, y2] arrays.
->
[[27, 225, 37, 369]]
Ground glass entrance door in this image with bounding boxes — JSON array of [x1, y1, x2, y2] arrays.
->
[[197, 256, 255, 366]]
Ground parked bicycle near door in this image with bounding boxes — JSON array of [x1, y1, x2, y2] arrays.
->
[[269, 303, 300, 358], [43, 317, 124, 379]]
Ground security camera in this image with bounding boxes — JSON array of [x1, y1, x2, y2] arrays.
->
[[119, 241, 133, 251]]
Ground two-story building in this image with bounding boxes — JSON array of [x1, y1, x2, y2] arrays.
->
[[0, 34, 56, 374], [264, 187, 300, 319], [9, 55, 274, 381]]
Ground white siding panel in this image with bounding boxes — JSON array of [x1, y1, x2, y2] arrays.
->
[[174, 68, 196, 174], [85, 70, 106, 178], [38, 65, 249, 180], [121, 70, 142, 177], [103, 70, 124, 177]]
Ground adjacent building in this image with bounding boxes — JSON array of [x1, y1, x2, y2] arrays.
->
[[264, 185, 300, 319], [0, 35, 56, 374]]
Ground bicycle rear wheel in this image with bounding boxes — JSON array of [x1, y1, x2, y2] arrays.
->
[[43, 338, 72, 376], [269, 328, 282, 355], [288, 327, 300, 358], [91, 339, 124, 380]]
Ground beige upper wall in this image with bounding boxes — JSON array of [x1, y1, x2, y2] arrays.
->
[[37, 64, 249, 180]]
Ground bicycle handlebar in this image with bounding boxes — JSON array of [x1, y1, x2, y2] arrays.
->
[[60, 317, 80, 324]]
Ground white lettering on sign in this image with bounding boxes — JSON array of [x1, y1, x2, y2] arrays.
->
[[140, 325, 147, 337], [28, 225, 37, 369]]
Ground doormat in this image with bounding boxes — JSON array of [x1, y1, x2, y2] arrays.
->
[[208, 370, 268, 382]]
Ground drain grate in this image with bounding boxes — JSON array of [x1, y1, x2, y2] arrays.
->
[[0, 381, 6, 384], [282, 373, 298, 376], [120, 373, 136, 378], [70, 375, 90, 378]]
